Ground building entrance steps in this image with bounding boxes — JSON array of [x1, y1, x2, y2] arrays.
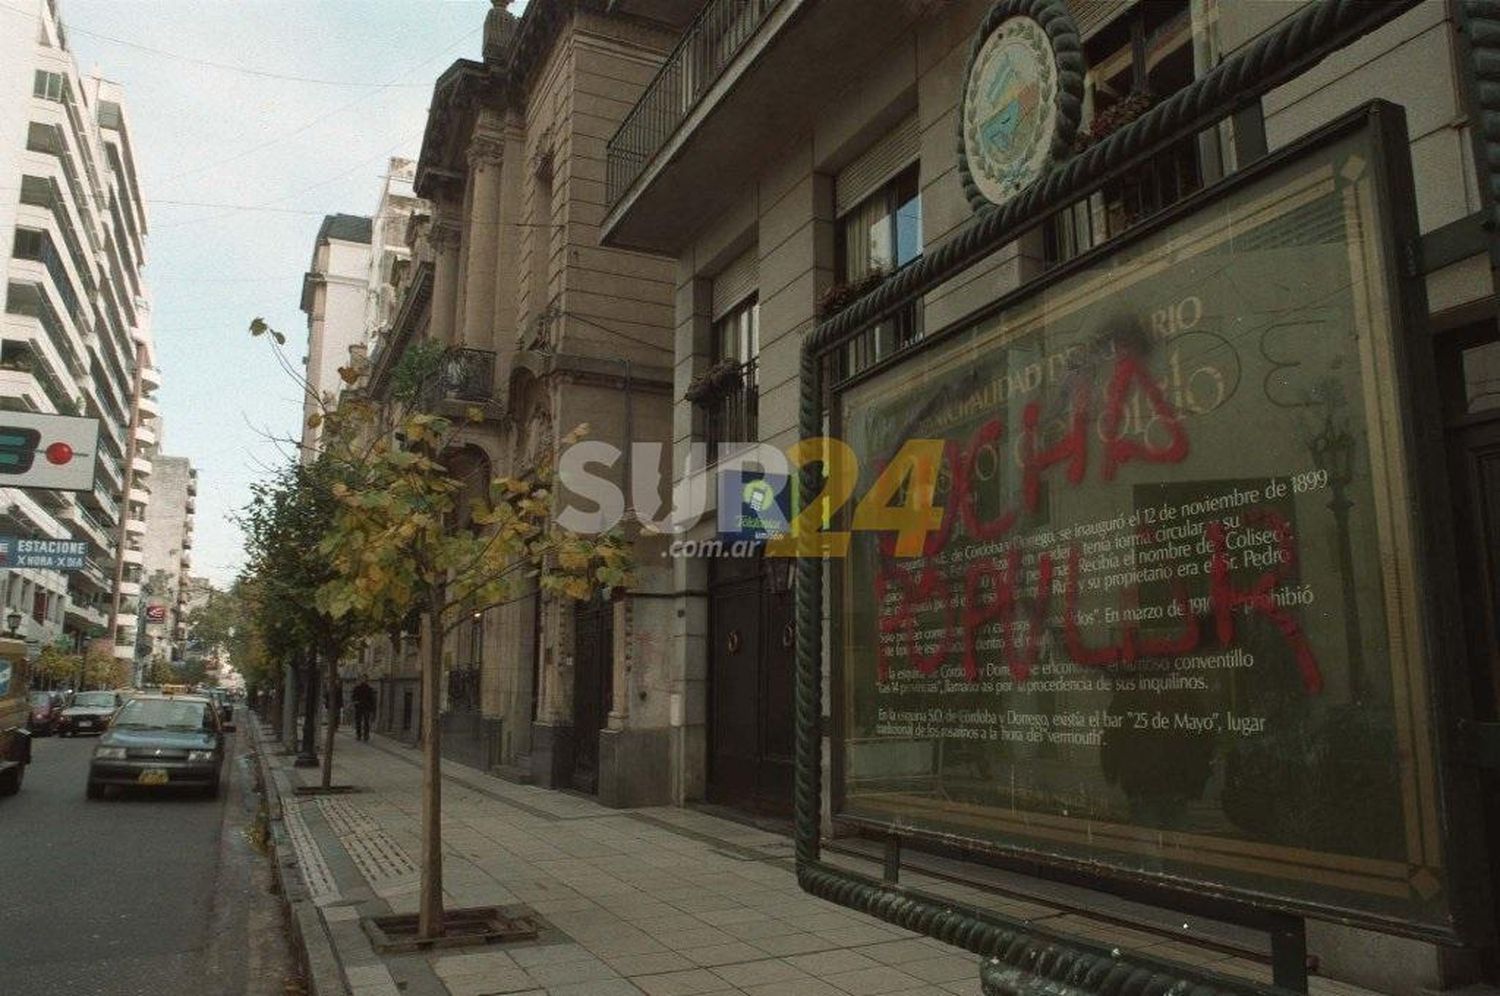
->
[[258, 720, 1386, 996]]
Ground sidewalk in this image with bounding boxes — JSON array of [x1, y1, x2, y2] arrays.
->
[[259, 721, 1379, 996]]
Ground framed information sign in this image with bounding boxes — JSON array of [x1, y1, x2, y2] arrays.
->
[[832, 106, 1469, 935]]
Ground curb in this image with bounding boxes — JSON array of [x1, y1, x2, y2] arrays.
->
[[249, 714, 348, 996]]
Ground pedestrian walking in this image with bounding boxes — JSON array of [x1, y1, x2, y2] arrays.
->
[[352, 676, 377, 742]]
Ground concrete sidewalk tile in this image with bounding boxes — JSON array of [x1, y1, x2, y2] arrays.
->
[[822, 965, 926, 995], [710, 957, 810, 988], [859, 940, 948, 966], [741, 981, 848, 996], [633, 968, 737, 996], [816, 925, 912, 948], [524, 956, 621, 988], [603, 950, 697, 976], [938, 979, 984, 996], [897, 955, 979, 985], [509, 941, 595, 968], [749, 932, 837, 957], [548, 980, 648, 996], [345, 964, 396, 988], [681, 941, 768, 967], [433, 949, 521, 978], [662, 926, 737, 950], [442, 969, 537, 996], [784, 948, 883, 976]]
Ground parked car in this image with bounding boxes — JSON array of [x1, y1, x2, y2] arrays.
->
[[87, 694, 226, 798], [207, 688, 231, 724], [28, 691, 66, 735], [57, 690, 125, 737]]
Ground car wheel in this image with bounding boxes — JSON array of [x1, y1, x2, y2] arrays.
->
[[0, 765, 22, 797], [86, 779, 103, 800]]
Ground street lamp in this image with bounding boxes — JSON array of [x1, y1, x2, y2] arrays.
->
[[5, 611, 21, 637]]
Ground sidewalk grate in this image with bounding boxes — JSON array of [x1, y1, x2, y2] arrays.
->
[[283, 803, 339, 905], [317, 796, 417, 883]]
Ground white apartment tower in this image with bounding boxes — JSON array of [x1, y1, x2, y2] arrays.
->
[[139, 451, 194, 664], [0, 0, 160, 666], [365, 158, 422, 342], [299, 214, 371, 461]]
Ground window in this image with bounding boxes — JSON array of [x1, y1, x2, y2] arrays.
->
[[704, 295, 759, 458], [13, 229, 45, 260], [1042, 1, 1254, 267], [837, 165, 922, 376], [33, 70, 65, 102]]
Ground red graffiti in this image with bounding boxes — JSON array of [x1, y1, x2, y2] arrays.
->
[[870, 348, 1322, 693]]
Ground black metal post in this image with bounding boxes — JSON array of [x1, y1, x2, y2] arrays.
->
[[1269, 917, 1309, 993]]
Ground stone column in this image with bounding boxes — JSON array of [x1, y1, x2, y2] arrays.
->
[[462, 135, 504, 350], [429, 218, 462, 347]]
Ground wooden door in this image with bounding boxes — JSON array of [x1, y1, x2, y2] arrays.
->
[[571, 595, 613, 793]]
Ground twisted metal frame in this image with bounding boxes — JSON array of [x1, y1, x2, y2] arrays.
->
[[794, 1, 1424, 993]]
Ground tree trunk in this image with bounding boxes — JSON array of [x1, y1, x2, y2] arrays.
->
[[321, 645, 339, 789], [417, 593, 445, 939], [298, 657, 320, 764]]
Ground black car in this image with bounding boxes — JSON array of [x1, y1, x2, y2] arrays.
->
[[87, 695, 228, 799], [58, 690, 124, 736]]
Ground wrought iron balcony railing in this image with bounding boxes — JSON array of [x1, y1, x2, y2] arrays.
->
[[606, 0, 781, 207], [422, 347, 496, 407]]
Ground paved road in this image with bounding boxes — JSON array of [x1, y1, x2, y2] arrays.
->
[[0, 728, 293, 996]]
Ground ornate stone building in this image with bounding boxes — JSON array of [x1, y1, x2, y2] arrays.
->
[[362, 0, 689, 802]]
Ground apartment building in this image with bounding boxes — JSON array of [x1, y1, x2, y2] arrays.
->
[[597, 0, 1500, 990], [299, 213, 372, 461], [0, 0, 158, 666], [139, 452, 195, 664]]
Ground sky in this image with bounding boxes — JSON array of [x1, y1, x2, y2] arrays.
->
[[53, 0, 501, 587]]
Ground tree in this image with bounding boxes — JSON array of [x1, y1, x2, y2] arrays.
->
[[239, 459, 369, 788], [312, 355, 629, 940]]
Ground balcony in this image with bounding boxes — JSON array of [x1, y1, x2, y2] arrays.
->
[[137, 393, 159, 418], [186, 473, 197, 497], [61, 501, 112, 552], [130, 453, 152, 478], [124, 508, 146, 535], [121, 545, 143, 566], [688, 358, 758, 463], [63, 599, 108, 632], [420, 347, 500, 418], [133, 420, 156, 447], [602, 0, 920, 253], [140, 365, 162, 390], [128, 485, 149, 506]]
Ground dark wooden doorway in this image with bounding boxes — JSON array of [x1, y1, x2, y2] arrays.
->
[[571, 594, 613, 794], [708, 554, 794, 815], [1439, 324, 1500, 979]]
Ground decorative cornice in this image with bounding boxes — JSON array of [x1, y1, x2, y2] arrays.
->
[[428, 223, 462, 255], [467, 135, 506, 170]]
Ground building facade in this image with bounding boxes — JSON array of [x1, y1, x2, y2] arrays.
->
[[354, 0, 688, 799], [0, 0, 158, 670], [597, 0, 1500, 990], [299, 213, 372, 461], [139, 452, 195, 665]]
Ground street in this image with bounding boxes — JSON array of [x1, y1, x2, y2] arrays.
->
[[0, 730, 293, 996]]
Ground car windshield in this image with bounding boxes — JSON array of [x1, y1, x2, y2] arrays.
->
[[113, 699, 212, 731], [30, 692, 54, 706], [73, 692, 117, 708]]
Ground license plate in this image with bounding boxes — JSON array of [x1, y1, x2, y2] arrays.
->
[[137, 769, 168, 786]]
